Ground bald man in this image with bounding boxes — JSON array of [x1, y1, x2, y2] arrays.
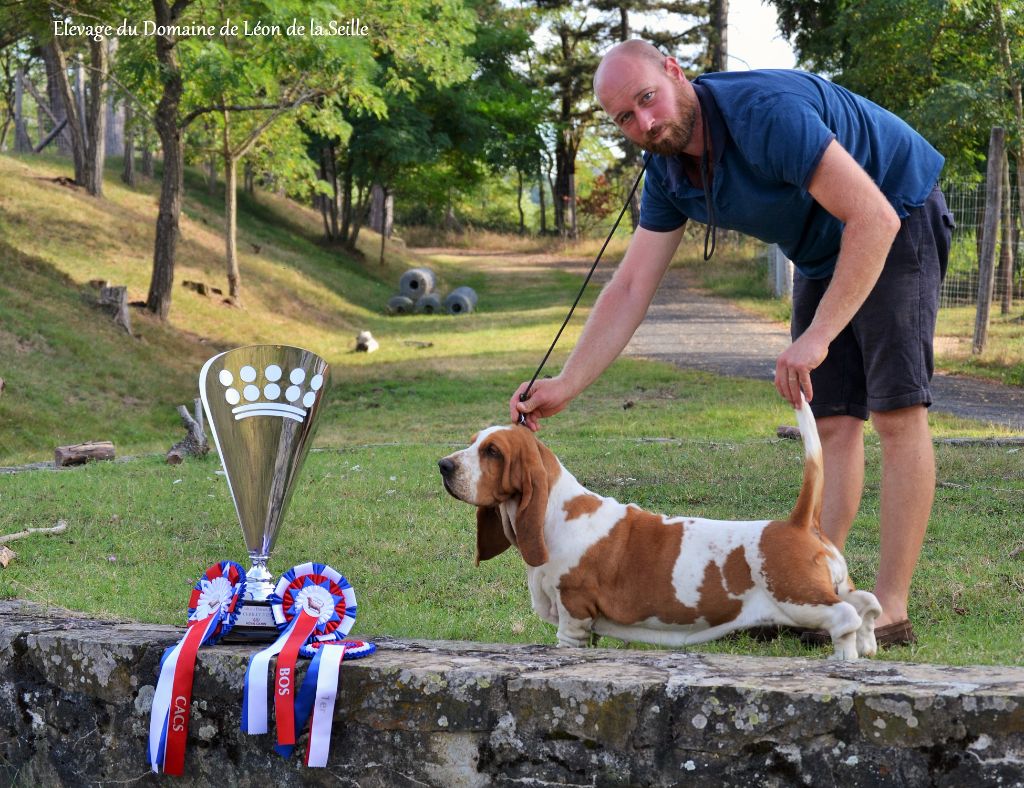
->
[[511, 40, 954, 647]]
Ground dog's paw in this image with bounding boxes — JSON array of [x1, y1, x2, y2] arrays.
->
[[555, 635, 588, 648], [857, 630, 878, 658], [828, 632, 860, 661]]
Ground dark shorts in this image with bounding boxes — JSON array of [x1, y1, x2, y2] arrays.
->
[[792, 186, 954, 421]]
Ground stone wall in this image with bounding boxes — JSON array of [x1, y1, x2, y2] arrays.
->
[[2, 599, 1023, 787]]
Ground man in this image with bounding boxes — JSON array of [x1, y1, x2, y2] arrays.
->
[[509, 40, 953, 646]]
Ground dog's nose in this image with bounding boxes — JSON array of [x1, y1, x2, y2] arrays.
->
[[438, 457, 455, 477]]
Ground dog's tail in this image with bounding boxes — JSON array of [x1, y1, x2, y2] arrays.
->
[[788, 393, 823, 530]]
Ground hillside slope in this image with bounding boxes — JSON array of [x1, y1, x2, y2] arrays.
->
[[0, 154, 430, 463]]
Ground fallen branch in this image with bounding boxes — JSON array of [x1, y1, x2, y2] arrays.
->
[[0, 520, 68, 546], [55, 441, 115, 467]]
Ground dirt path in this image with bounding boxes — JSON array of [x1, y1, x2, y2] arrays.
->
[[447, 248, 1024, 432], [624, 267, 1024, 432]]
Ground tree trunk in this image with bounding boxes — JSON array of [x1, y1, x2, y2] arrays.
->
[[104, 39, 122, 156], [556, 128, 579, 240], [83, 38, 108, 197], [224, 147, 241, 302], [145, 0, 189, 320], [347, 182, 373, 252], [207, 155, 218, 194], [708, 0, 729, 72], [369, 182, 393, 240], [140, 138, 154, 177], [340, 154, 353, 244], [14, 67, 31, 152], [40, 45, 71, 155], [999, 153, 1013, 314], [317, 147, 331, 238], [516, 169, 525, 234], [44, 39, 86, 183], [378, 185, 388, 265], [121, 102, 135, 186], [973, 127, 1005, 355], [538, 160, 548, 234]]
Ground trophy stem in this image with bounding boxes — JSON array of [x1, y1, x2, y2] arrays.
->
[[246, 554, 275, 602]]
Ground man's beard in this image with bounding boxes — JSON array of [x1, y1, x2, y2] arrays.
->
[[643, 86, 696, 156]]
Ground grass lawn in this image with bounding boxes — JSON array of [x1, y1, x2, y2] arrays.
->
[[1, 153, 1022, 667]]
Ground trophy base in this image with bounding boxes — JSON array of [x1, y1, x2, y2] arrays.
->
[[222, 599, 279, 643]]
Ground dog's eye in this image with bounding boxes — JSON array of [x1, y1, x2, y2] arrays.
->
[[484, 444, 502, 459]]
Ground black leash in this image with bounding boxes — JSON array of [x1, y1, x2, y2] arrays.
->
[[518, 160, 649, 424]]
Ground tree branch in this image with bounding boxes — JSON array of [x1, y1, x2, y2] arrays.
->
[[180, 98, 316, 129]]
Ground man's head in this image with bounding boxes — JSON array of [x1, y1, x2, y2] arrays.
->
[[594, 40, 698, 157]]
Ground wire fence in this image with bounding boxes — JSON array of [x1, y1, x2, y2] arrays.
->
[[939, 181, 1022, 309]]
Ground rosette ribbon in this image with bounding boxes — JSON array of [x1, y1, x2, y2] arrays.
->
[[148, 561, 246, 775], [274, 638, 377, 766], [241, 562, 357, 750]]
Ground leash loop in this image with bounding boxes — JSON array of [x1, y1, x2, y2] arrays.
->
[[518, 160, 648, 424]]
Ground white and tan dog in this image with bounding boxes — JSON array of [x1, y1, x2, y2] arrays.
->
[[438, 398, 881, 660]]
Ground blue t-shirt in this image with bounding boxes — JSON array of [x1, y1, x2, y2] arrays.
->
[[638, 70, 944, 278]]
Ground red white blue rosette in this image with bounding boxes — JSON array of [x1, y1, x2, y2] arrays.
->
[[186, 560, 247, 644], [149, 561, 246, 775], [270, 562, 357, 638], [241, 563, 358, 754]]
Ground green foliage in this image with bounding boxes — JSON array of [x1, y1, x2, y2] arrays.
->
[[772, 0, 1024, 180]]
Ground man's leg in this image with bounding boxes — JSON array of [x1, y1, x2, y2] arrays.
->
[[869, 404, 934, 627], [816, 414, 865, 552]]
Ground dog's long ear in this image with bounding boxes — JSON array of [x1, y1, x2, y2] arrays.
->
[[510, 430, 551, 567], [476, 506, 511, 565]]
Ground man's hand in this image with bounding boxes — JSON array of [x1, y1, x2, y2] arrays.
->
[[774, 331, 829, 407], [510, 377, 574, 432]]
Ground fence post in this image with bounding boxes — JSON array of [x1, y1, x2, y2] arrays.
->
[[972, 127, 1005, 355], [999, 152, 1014, 314], [769, 244, 794, 299]]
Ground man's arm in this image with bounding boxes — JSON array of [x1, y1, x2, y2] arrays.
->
[[775, 139, 901, 406], [511, 225, 685, 430]]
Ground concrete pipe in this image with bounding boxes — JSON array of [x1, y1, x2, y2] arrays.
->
[[399, 268, 436, 299]]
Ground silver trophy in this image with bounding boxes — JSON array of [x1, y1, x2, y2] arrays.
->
[[199, 345, 330, 640]]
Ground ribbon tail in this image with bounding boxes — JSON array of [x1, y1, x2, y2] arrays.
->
[[274, 610, 320, 747], [148, 641, 183, 772], [161, 613, 222, 776], [241, 618, 296, 735], [274, 645, 325, 759], [305, 644, 346, 768]]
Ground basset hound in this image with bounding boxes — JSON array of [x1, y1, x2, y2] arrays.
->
[[438, 398, 881, 660]]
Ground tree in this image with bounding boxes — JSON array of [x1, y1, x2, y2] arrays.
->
[[534, 0, 604, 239], [588, 0, 713, 229], [44, 34, 108, 195], [176, 2, 378, 303], [309, 0, 477, 250], [0, 3, 116, 194], [389, 0, 547, 234], [771, 0, 1022, 181]]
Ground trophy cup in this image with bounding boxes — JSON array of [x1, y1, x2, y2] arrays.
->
[[199, 345, 330, 640]]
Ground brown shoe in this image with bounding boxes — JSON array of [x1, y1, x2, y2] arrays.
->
[[873, 620, 917, 647], [799, 620, 917, 649]]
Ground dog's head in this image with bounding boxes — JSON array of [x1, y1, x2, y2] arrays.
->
[[438, 425, 560, 567]]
